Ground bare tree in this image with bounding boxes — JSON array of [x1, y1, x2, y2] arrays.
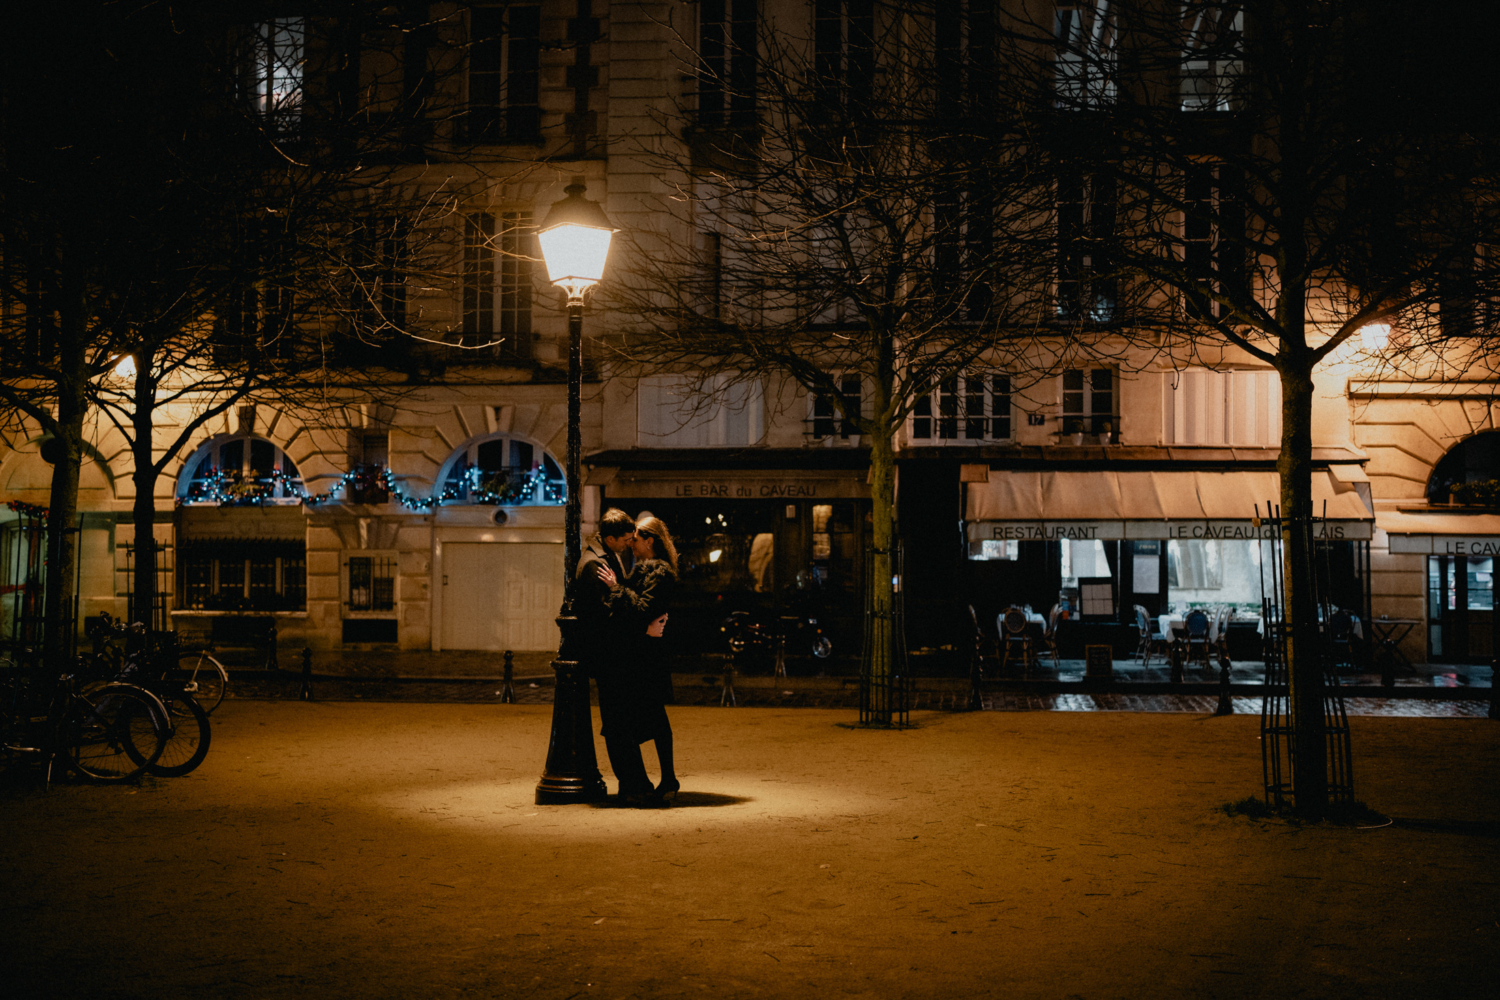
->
[[2, 2, 548, 639], [1009, 0, 1500, 812], [609, 3, 1063, 721]]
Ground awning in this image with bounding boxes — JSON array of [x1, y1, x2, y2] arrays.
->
[[1377, 509, 1500, 555], [177, 504, 307, 544], [966, 470, 1373, 542]]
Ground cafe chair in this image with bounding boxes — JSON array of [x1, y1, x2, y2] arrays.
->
[[1184, 608, 1213, 671], [1134, 605, 1166, 668], [1328, 608, 1356, 671], [999, 607, 1036, 676], [968, 604, 999, 674], [1039, 604, 1064, 669]]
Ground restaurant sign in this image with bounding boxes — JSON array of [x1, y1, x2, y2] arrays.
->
[[606, 474, 869, 500], [1387, 534, 1500, 556], [968, 519, 1373, 542]]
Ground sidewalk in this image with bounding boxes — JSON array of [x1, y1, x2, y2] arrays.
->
[[4, 701, 1497, 999]]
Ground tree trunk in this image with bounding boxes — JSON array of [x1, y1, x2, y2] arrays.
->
[[1277, 357, 1328, 818], [40, 268, 88, 672], [129, 379, 156, 629], [863, 424, 898, 723]]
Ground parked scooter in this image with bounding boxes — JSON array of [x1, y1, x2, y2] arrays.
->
[[719, 610, 832, 676]]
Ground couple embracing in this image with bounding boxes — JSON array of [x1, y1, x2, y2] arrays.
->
[[576, 508, 681, 808]]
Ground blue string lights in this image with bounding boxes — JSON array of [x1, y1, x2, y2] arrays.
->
[[178, 466, 565, 510]]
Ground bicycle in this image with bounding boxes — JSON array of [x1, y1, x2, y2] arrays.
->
[[88, 616, 213, 777], [170, 645, 229, 714], [1, 658, 169, 784]]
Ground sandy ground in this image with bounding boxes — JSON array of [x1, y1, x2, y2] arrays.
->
[[3, 701, 1498, 1000]]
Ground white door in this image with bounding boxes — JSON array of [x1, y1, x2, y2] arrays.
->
[[441, 542, 564, 651]]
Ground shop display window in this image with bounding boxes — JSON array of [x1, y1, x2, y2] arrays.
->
[[179, 542, 306, 611]]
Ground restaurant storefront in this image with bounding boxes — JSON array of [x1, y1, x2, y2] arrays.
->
[[964, 469, 1375, 651], [588, 450, 871, 657], [1378, 509, 1500, 664]]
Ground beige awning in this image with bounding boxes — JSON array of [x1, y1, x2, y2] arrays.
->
[[966, 470, 1372, 541], [177, 504, 307, 544], [1378, 509, 1500, 555]]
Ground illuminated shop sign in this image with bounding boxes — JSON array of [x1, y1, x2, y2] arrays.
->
[[606, 475, 869, 500], [1388, 535, 1500, 556], [968, 519, 1372, 542]]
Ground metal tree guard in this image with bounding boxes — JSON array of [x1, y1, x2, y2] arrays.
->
[[859, 543, 910, 727], [1256, 503, 1355, 812]]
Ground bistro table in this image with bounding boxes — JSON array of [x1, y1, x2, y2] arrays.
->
[[1368, 616, 1421, 688]]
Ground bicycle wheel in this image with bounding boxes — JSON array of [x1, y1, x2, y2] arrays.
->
[[148, 690, 211, 777], [63, 685, 166, 782], [174, 652, 227, 714]]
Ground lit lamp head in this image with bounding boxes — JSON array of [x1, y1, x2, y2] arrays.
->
[[537, 183, 616, 304]]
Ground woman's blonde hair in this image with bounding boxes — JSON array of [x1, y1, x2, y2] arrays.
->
[[634, 515, 678, 573]]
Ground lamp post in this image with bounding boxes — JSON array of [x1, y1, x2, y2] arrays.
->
[[534, 181, 616, 805]]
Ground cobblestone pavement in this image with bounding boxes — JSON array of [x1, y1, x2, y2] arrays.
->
[[226, 673, 1495, 717]]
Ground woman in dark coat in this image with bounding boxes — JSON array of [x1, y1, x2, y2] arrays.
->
[[597, 514, 680, 803]]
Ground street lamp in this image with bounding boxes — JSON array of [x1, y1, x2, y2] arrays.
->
[[535, 181, 616, 805]]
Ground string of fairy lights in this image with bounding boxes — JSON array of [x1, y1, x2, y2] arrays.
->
[[176, 466, 565, 510]]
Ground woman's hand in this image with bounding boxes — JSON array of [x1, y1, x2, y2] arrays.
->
[[596, 564, 617, 588], [647, 613, 668, 638]]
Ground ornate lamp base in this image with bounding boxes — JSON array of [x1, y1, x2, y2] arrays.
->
[[535, 654, 607, 804]]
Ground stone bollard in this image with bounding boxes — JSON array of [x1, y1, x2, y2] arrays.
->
[[501, 649, 515, 704], [299, 647, 313, 701], [1489, 656, 1499, 721], [720, 652, 737, 707], [1214, 638, 1234, 716]]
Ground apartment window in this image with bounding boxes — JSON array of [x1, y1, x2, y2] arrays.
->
[[910, 373, 1012, 443], [242, 19, 304, 124], [221, 280, 295, 362], [462, 212, 534, 354], [1062, 368, 1115, 436], [467, 5, 541, 143], [1162, 369, 1281, 446], [935, 183, 996, 322], [440, 433, 564, 506], [1057, 168, 1117, 322], [1054, 2, 1117, 109], [178, 436, 304, 504], [638, 375, 765, 447], [1439, 242, 1500, 338], [348, 431, 390, 504], [936, 0, 996, 116], [814, 0, 875, 111], [811, 375, 863, 441], [699, 0, 758, 127], [179, 543, 306, 612], [1181, 3, 1244, 112], [351, 217, 409, 335], [1183, 163, 1245, 320]]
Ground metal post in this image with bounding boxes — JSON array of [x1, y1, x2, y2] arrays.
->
[[501, 649, 515, 704], [1214, 636, 1234, 716], [299, 647, 313, 701], [535, 298, 606, 804]]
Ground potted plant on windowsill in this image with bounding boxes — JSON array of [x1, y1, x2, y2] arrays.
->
[[1098, 420, 1115, 446], [1066, 418, 1085, 446], [1447, 480, 1500, 507]]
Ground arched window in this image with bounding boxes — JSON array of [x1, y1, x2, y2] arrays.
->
[[177, 435, 304, 504], [438, 433, 564, 506], [1427, 432, 1500, 504]]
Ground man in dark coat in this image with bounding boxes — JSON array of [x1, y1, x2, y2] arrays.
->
[[574, 508, 652, 798]]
